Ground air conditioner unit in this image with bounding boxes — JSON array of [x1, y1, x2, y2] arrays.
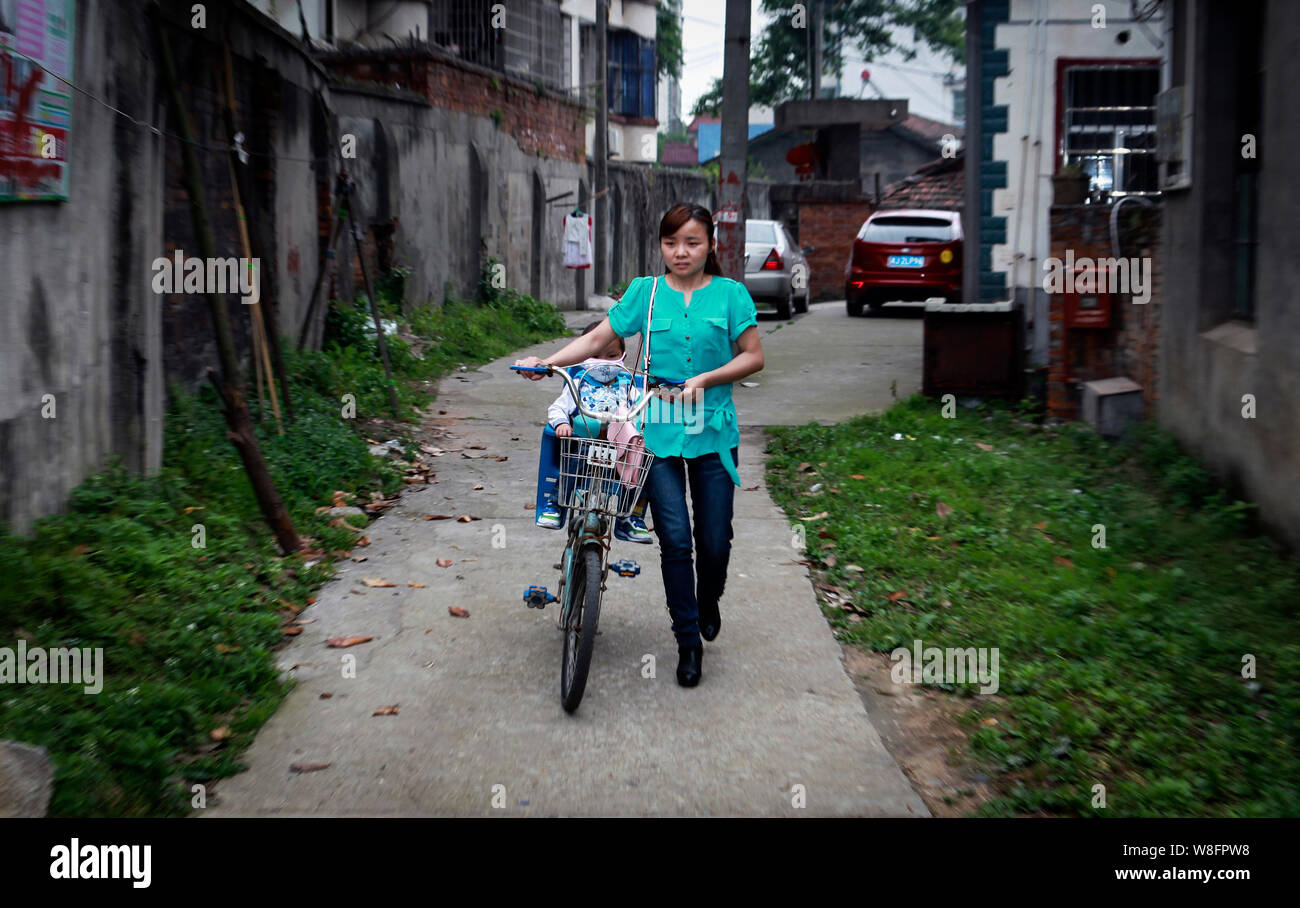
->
[[607, 126, 623, 158], [1156, 86, 1192, 190]]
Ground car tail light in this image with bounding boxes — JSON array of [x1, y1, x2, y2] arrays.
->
[[762, 249, 782, 270]]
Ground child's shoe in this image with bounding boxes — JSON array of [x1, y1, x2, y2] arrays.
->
[[614, 515, 653, 544], [535, 503, 563, 529]]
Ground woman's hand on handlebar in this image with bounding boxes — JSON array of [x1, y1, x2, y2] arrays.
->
[[513, 355, 549, 380], [659, 376, 706, 406]]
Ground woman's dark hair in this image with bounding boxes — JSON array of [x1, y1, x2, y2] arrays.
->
[[659, 203, 724, 276], [582, 319, 624, 353]]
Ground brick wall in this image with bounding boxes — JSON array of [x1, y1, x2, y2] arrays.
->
[[798, 200, 875, 300], [1047, 203, 1162, 420], [324, 49, 586, 163]]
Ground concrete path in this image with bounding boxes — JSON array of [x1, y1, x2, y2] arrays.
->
[[207, 300, 927, 817]]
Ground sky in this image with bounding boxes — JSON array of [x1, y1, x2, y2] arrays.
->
[[677, 0, 965, 126]]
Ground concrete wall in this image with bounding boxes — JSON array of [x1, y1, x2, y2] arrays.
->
[[600, 164, 772, 289], [1, 1, 332, 534], [1157, 0, 1300, 550], [333, 83, 588, 308], [0, 0, 165, 535], [160, 8, 333, 392]]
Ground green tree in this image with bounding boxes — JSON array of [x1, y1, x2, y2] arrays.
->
[[691, 0, 963, 117], [657, 0, 684, 80]]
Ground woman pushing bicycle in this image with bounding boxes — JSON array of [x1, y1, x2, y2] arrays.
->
[[514, 202, 765, 689]]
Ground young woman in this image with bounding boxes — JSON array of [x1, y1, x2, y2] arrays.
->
[[514, 203, 764, 688]]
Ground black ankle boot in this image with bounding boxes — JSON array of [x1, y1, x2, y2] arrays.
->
[[699, 599, 720, 642], [676, 644, 702, 687]]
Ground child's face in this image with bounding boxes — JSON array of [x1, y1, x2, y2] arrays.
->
[[595, 337, 625, 361]]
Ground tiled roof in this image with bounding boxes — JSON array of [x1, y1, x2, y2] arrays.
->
[[898, 112, 964, 142], [878, 151, 964, 210]]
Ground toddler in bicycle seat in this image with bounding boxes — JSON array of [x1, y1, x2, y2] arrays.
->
[[534, 321, 652, 543]]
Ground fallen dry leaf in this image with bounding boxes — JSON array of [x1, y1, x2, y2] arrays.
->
[[797, 462, 812, 472], [326, 635, 373, 648], [408, 581, 426, 588], [448, 607, 470, 618], [1105, 566, 1117, 579], [467, 445, 486, 450], [351, 555, 368, 562], [936, 502, 954, 518], [214, 643, 241, 654], [799, 511, 830, 522], [372, 705, 400, 716], [887, 590, 907, 602], [850, 474, 866, 480], [424, 514, 453, 520], [456, 515, 481, 522], [1033, 521, 1048, 530], [210, 726, 231, 742], [1055, 556, 1075, 569], [282, 626, 303, 636], [362, 577, 396, 588], [436, 558, 453, 568], [289, 762, 331, 773], [473, 484, 484, 491], [845, 564, 864, 573], [981, 718, 999, 727], [975, 443, 994, 451], [319, 692, 333, 699], [742, 485, 760, 491], [524, 504, 536, 510], [495, 456, 509, 462], [183, 506, 204, 514]]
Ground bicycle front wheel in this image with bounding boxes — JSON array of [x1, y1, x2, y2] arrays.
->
[[560, 545, 603, 714]]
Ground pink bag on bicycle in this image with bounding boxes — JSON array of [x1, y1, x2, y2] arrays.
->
[[607, 410, 646, 485]]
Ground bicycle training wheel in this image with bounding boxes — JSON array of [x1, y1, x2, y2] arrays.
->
[[560, 545, 603, 714]]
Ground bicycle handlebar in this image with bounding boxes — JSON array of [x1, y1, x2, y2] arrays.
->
[[509, 363, 680, 426]]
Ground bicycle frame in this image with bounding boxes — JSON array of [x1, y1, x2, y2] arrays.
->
[[511, 362, 670, 629]]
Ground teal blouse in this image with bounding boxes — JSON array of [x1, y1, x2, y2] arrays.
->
[[606, 274, 758, 487]]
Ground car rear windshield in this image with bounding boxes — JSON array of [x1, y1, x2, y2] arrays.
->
[[745, 221, 777, 243], [862, 216, 955, 243]]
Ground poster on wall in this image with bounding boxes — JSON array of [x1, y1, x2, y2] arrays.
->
[[0, 0, 74, 202]]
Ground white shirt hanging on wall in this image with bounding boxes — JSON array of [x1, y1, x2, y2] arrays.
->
[[563, 211, 593, 269]]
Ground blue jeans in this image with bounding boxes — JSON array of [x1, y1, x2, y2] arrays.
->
[[644, 446, 739, 649]]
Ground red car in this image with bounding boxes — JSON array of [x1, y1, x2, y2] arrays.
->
[[844, 209, 963, 316]]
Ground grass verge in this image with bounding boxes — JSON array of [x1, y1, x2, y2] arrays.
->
[[0, 285, 566, 816], [764, 395, 1300, 817]]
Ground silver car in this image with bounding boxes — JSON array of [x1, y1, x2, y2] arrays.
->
[[741, 220, 812, 320]]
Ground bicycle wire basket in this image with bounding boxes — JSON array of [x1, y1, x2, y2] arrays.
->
[[556, 434, 654, 519]]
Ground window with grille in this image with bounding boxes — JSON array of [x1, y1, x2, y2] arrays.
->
[[1061, 64, 1161, 198], [431, 0, 565, 92], [608, 30, 656, 118]]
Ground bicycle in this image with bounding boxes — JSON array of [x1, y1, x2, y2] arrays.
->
[[510, 362, 679, 713]]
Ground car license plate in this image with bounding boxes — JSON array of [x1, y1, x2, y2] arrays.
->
[[887, 255, 924, 268], [587, 443, 617, 469]]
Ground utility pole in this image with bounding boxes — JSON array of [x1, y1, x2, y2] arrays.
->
[[812, 0, 823, 100], [716, 0, 750, 280], [594, 0, 609, 296]]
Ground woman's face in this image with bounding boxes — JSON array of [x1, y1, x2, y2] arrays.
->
[[661, 218, 712, 278]]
